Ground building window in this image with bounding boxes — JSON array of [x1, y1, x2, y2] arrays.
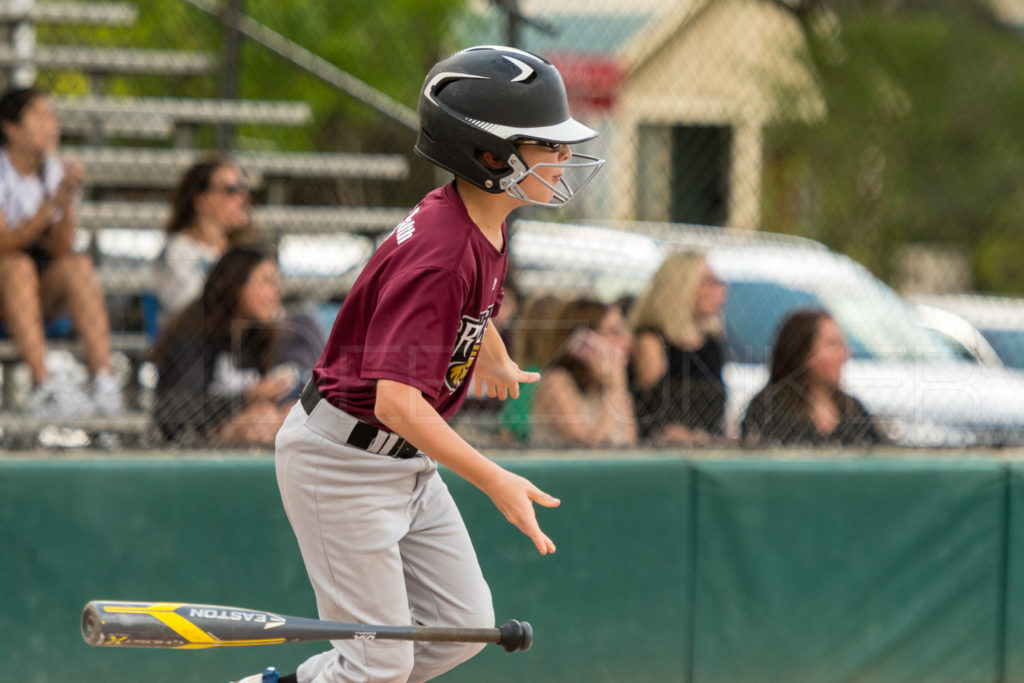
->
[[636, 124, 732, 225], [670, 125, 731, 226]]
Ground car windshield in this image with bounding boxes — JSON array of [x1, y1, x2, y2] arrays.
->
[[720, 267, 959, 364], [980, 329, 1024, 370]]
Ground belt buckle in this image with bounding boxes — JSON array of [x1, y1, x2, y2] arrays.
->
[[345, 421, 379, 451]]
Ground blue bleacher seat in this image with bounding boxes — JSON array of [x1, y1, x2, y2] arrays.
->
[[141, 291, 161, 341], [0, 314, 74, 339]]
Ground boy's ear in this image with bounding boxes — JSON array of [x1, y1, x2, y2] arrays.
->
[[479, 151, 510, 171]]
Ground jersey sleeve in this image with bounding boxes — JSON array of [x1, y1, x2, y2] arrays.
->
[[0, 166, 13, 225], [360, 266, 467, 399]]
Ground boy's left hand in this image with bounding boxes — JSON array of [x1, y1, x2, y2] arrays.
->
[[473, 356, 540, 400]]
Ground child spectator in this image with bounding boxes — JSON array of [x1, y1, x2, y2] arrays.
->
[[0, 87, 123, 416], [153, 246, 296, 446]]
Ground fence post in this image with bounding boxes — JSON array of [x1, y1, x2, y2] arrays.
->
[[216, 0, 243, 151]]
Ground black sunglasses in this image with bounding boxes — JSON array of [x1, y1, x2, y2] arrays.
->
[[517, 139, 564, 153], [209, 182, 249, 196]]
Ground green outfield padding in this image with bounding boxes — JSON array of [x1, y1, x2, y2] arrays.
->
[[690, 459, 1007, 683], [1, 455, 1020, 682], [449, 458, 694, 683], [1001, 462, 1024, 683], [0, 458, 324, 682], [0, 456, 693, 683]]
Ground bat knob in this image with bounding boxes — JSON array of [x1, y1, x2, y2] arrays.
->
[[81, 602, 103, 647], [497, 619, 533, 652]]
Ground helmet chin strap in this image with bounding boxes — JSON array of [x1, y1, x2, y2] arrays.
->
[[499, 153, 605, 208]]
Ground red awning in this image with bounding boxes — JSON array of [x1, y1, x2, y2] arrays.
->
[[549, 53, 622, 111]]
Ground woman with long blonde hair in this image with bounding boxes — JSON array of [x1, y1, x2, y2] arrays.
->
[[629, 249, 728, 444]]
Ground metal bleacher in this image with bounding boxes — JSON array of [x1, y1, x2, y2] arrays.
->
[[79, 201, 409, 235], [69, 147, 410, 186], [0, 1, 410, 446], [0, 45, 216, 76], [0, 2, 137, 24]]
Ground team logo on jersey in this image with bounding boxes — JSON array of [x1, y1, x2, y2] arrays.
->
[[446, 305, 494, 393]]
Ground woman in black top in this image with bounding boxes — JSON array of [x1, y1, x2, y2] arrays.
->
[[742, 309, 882, 447], [629, 250, 728, 444], [153, 246, 297, 445]]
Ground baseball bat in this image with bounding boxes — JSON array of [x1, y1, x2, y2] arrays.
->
[[81, 600, 532, 652]]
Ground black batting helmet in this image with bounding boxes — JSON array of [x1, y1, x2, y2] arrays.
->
[[415, 45, 599, 197]]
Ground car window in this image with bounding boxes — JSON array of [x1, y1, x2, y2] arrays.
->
[[721, 275, 958, 364], [814, 276, 957, 362], [980, 329, 1024, 370], [723, 281, 822, 363]]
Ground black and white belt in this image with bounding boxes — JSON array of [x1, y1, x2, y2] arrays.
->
[[300, 380, 419, 459]]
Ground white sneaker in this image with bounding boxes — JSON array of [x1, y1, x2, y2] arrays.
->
[[25, 374, 97, 419], [91, 370, 125, 416]]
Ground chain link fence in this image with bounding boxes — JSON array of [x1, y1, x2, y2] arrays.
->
[[1, 0, 1023, 451]]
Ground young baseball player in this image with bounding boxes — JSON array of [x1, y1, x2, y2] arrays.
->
[[235, 45, 604, 683]]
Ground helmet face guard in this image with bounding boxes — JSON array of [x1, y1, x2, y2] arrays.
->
[[500, 152, 605, 208], [415, 45, 605, 208]]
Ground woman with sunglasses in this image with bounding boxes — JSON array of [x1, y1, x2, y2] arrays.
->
[[151, 156, 253, 327], [152, 157, 325, 402]]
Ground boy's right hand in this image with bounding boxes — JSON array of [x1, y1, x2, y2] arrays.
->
[[483, 468, 560, 555]]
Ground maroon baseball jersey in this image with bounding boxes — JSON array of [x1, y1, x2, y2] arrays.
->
[[313, 182, 507, 427]]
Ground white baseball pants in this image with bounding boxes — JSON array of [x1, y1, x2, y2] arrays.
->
[[275, 401, 494, 682]]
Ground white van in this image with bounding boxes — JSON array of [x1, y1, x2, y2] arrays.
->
[[511, 219, 1024, 447]]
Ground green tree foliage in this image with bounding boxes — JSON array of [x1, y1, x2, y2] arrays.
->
[[234, 0, 464, 153], [763, 1, 1024, 293], [38, 0, 467, 154]]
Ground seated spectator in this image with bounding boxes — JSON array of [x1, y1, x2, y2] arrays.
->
[[741, 309, 882, 447], [0, 87, 123, 416], [153, 246, 296, 446], [530, 298, 637, 447], [151, 157, 324, 384], [628, 250, 727, 444], [497, 293, 565, 443], [151, 156, 252, 325]]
